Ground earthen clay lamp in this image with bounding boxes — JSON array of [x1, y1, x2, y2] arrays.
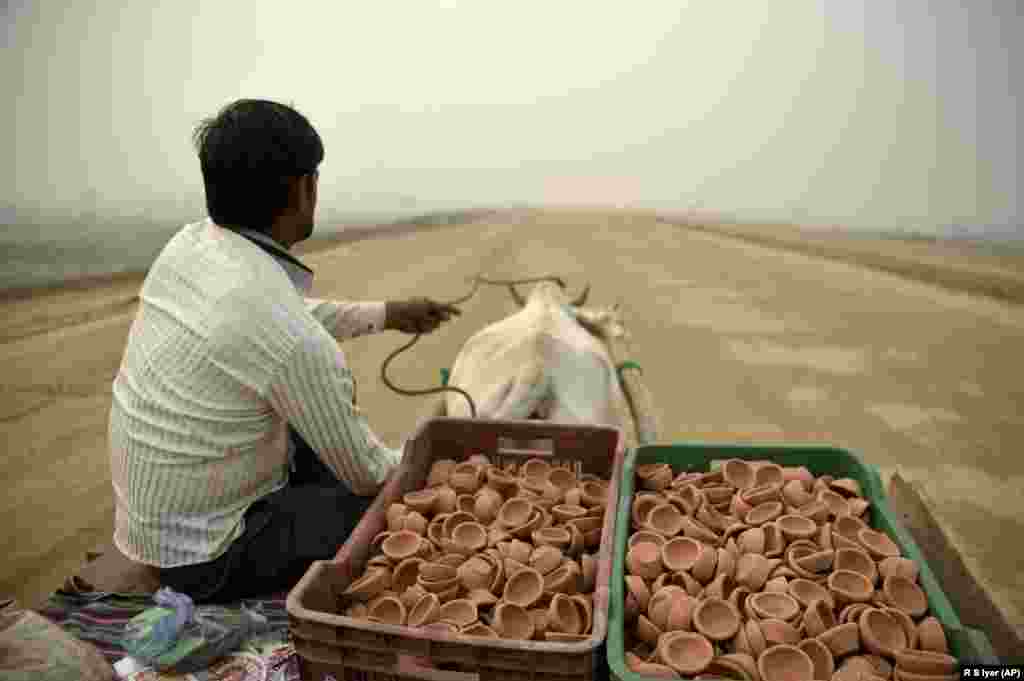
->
[[548, 467, 577, 492], [834, 548, 878, 584], [456, 556, 494, 592], [392, 558, 423, 592], [917, 616, 949, 653], [661, 536, 702, 572], [436, 485, 459, 512], [657, 631, 714, 676], [571, 594, 593, 634], [419, 561, 457, 581], [724, 459, 756, 489], [632, 494, 662, 526], [502, 567, 544, 608], [665, 594, 693, 632], [421, 621, 459, 638], [450, 463, 482, 493], [798, 638, 835, 681], [818, 622, 861, 658], [442, 511, 476, 539], [647, 503, 686, 536], [581, 554, 597, 592], [548, 593, 582, 635], [783, 480, 812, 507], [738, 527, 767, 554], [746, 501, 784, 526], [857, 528, 901, 560], [451, 521, 488, 554], [883, 575, 929, 618], [830, 477, 862, 497], [530, 545, 563, 575], [628, 542, 663, 580], [407, 592, 441, 627], [802, 598, 835, 639], [522, 458, 551, 481], [533, 527, 571, 549], [381, 530, 422, 562], [367, 596, 406, 626], [473, 489, 502, 522], [403, 489, 438, 515], [828, 569, 874, 604], [648, 588, 683, 630], [840, 603, 871, 626], [789, 579, 833, 610], [486, 467, 518, 495], [878, 556, 920, 582], [462, 622, 499, 638], [552, 504, 588, 523], [692, 597, 741, 641], [755, 463, 785, 487], [427, 459, 456, 487], [859, 608, 908, 658], [579, 481, 607, 508], [498, 498, 533, 528], [748, 592, 801, 621], [833, 515, 867, 541], [630, 530, 667, 551], [625, 575, 652, 613], [635, 614, 662, 647], [493, 602, 534, 640], [543, 562, 580, 593], [438, 599, 477, 628], [757, 644, 814, 681], [777, 514, 818, 540], [759, 618, 801, 646], [894, 650, 958, 676], [343, 568, 391, 601], [706, 654, 759, 681], [819, 489, 851, 517], [736, 552, 774, 591]]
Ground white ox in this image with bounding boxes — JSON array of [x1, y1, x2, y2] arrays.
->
[[444, 280, 638, 450]]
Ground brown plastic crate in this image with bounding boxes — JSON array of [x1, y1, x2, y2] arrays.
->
[[286, 417, 626, 681]]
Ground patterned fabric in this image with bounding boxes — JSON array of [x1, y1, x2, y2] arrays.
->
[[37, 590, 295, 672], [109, 219, 403, 568]]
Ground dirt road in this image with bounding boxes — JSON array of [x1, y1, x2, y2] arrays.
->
[[2, 209, 1021, 636]]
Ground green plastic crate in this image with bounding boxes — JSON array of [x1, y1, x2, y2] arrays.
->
[[607, 443, 1000, 681]]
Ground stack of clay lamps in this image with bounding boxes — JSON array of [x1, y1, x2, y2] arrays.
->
[[622, 460, 957, 681], [341, 454, 607, 643]]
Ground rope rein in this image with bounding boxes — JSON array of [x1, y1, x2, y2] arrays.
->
[[379, 274, 566, 419]]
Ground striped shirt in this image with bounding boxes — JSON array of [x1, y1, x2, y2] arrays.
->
[[109, 218, 403, 568]]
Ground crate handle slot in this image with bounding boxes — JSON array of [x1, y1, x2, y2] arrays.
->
[[497, 437, 555, 458], [497, 447, 556, 458], [396, 654, 481, 681]]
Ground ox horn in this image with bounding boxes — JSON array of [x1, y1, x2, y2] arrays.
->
[[508, 284, 526, 307], [571, 283, 591, 307]]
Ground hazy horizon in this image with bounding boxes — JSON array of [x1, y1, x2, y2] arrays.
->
[[3, 1, 1020, 289]]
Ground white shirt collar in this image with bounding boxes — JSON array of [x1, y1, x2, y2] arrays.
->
[[231, 226, 315, 296]]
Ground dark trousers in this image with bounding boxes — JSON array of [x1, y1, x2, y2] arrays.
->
[[158, 427, 375, 604]]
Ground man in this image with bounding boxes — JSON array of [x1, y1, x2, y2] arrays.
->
[[104, 99, 460, 604]]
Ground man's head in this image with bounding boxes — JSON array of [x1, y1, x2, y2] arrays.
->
[[193, 99, 323, 249]]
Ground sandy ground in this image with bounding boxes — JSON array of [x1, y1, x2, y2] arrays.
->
[[2, 208, 1022, 640]]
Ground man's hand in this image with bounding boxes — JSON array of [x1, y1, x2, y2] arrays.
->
[[385, 298, 461, 334]]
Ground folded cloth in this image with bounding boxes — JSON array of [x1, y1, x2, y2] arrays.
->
[[121, 587, 270, 674], [0, 597, 114, 681]]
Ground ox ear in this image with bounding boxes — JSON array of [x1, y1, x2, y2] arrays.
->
[[571, 283, 590, 307], [508, 284, 526, 307]]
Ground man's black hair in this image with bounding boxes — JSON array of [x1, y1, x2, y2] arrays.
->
[[192, 99, 324, 233]]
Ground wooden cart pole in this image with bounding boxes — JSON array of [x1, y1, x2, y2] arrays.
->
[[603, 324, 660, 448]]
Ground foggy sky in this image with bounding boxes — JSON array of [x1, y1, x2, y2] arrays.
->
[[3, 1, 1020, 237]]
